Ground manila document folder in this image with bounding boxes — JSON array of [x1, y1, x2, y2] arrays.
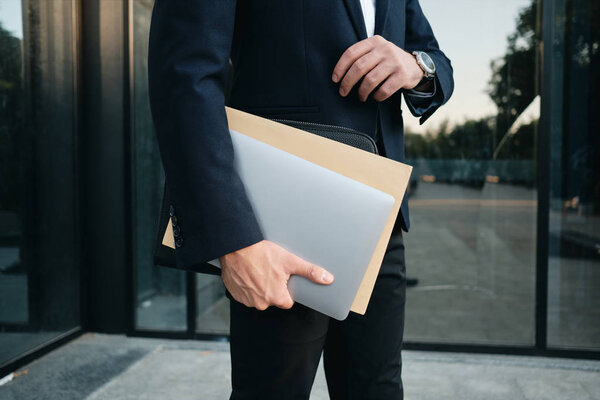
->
[[163, 107, 412, 315]]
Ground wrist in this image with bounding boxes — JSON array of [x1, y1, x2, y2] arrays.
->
[[219, 238, 264, 265], [411, 76, 434, 92], [219, 248, 240, 266], [412, 57, 426, 87]]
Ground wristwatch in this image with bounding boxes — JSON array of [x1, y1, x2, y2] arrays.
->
[[412, 51, 436, 80]]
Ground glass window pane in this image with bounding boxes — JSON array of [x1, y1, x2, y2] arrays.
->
[[402, 0, 539, 345], [546, 0, 600, 350], [0, 0, 80, 366], [196, 275, 229, 335], [133, 0, 187, 332]]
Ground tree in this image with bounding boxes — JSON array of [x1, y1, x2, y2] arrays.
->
[[487, 1, 539, 139]]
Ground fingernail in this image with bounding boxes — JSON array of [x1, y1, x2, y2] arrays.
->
[[332, 73, 338, 82], [339, 88, 345, 96], [322, 271, 334, 283]]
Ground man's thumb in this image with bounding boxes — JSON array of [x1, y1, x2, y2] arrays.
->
[[291, 259, 334, 285]]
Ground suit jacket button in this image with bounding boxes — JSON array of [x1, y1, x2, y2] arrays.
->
[[175, 236, 183, 248], [169, 205, 175, 217], [173, 225, 181, 237], [171, 215, 178, 226]]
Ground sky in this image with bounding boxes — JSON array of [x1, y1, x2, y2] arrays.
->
[[401, 0, 533, 133], [0, 0, 23, 39]]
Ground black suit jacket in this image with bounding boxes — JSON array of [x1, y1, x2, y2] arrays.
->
[[148, 0, 454, 270]]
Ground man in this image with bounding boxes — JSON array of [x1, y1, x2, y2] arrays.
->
[[148, 0, 453, 398]]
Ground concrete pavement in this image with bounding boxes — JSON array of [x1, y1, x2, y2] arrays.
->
[[1, 333, 599, 399]]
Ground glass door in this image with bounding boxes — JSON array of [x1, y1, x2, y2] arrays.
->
[[402, 0, 540, 345]]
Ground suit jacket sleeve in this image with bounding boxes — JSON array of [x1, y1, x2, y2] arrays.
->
[[403, 0, 454, 125], [148, 0, 263, 268]]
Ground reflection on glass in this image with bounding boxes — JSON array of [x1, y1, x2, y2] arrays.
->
[[0, 0, 80, 367], [133, 0, 187, 331], [196, 275, 229, 335], [546, 0, 600, 350], [402, 0, 539, 345]]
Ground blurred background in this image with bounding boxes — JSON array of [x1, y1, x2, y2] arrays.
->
[[0, 0, 598, 378]]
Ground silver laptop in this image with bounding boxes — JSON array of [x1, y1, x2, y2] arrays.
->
[[207, 129, 395, 320]]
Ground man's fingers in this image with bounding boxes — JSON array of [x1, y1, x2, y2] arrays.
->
[[288, 258, 334, 285], [339, 51, 382, 97], [273, 292, 295, 310], [263, 285, 296, 310], [357, 63, 392, 101], [373, 73, 403, 102], [332, 35, 384, 83]]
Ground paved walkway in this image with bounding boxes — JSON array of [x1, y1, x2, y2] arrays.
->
[[1, 333, 599, 399]]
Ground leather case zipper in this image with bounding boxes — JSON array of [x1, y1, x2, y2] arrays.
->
[[270, 118, 379, 155]]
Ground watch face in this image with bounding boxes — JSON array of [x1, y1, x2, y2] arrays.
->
[[419, 52, 435, 74]]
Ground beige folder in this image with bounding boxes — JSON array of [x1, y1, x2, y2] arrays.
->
[[163, 107, 412, 315]]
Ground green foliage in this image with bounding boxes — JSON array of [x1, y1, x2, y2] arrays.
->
[[487, 2, 539, 136], [406, 118, 495, 160], [494, 121, 537, 160]]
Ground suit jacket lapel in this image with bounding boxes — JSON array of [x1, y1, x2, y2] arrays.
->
[[374, 0, 390, 36], [343, 0, 368, 41]]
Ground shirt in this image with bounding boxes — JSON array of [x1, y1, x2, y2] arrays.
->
[[360, 0, 376, 38]]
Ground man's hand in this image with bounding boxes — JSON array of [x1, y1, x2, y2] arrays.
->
[[332, 35, 425, 102], [219, 240, 334, 310]]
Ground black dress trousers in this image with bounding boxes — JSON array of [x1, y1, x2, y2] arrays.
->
[[227, 220, 407, 400]]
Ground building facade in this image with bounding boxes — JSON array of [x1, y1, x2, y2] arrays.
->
[[0, 0, 599, 377]]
